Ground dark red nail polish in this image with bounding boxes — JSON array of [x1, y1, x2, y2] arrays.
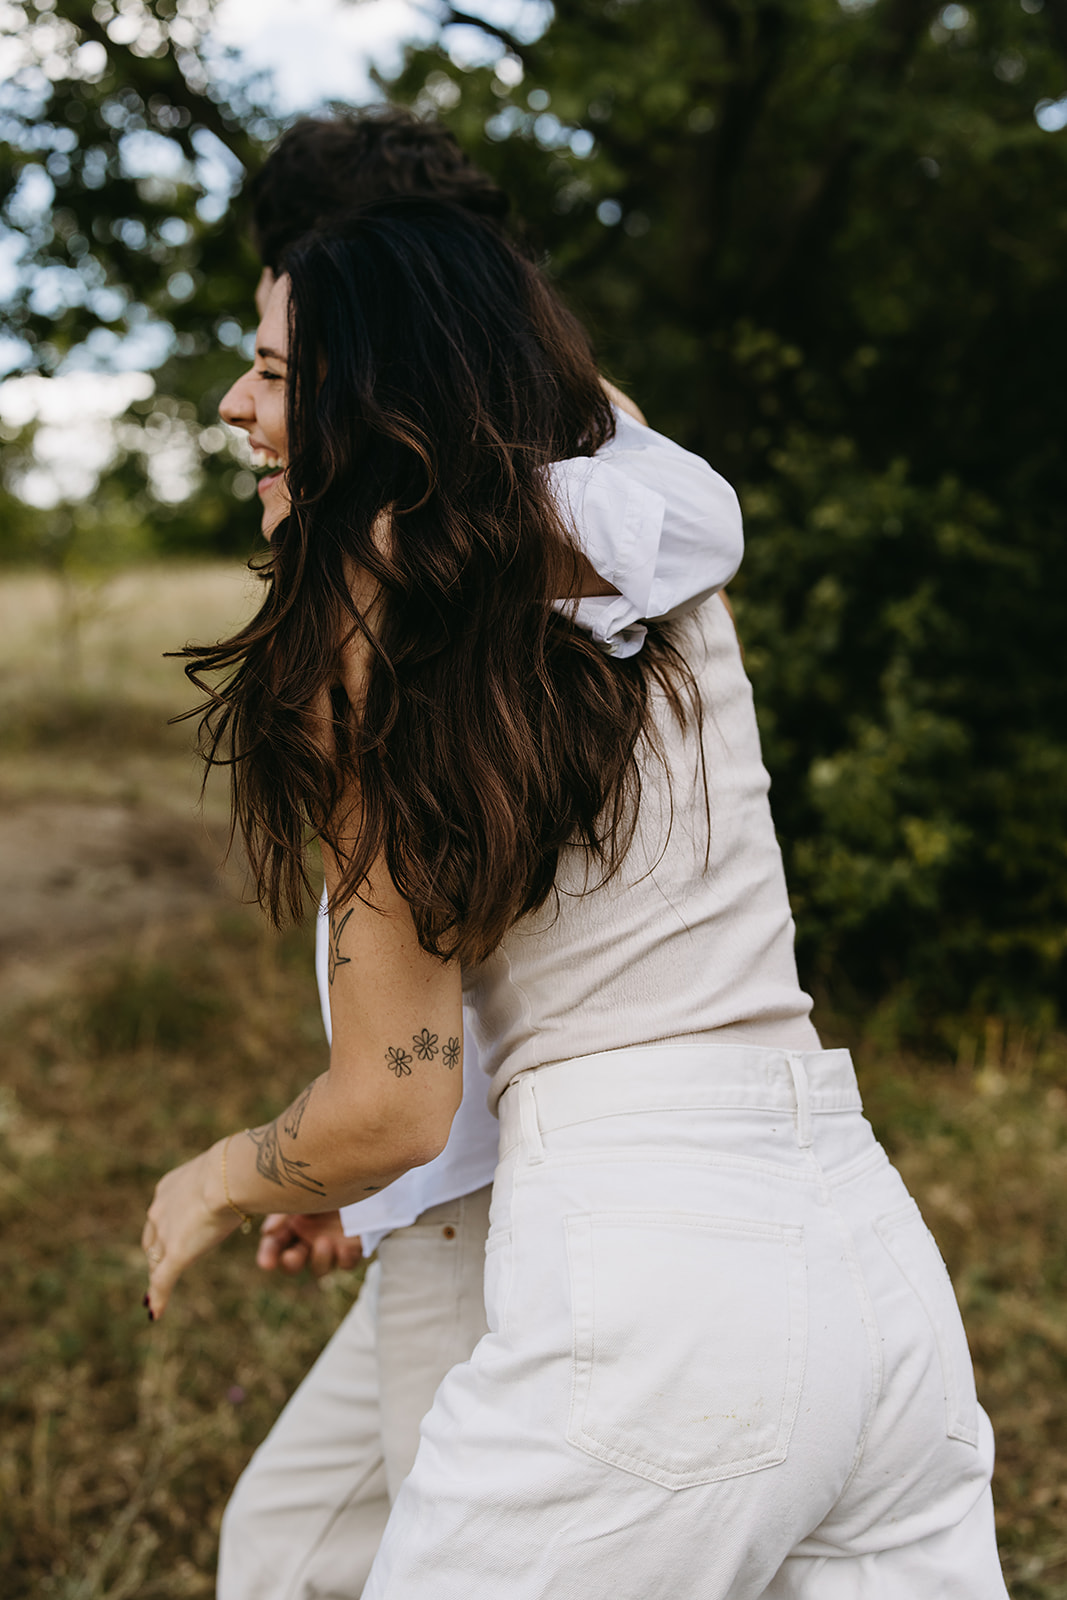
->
[[142, 1293, 149, 1308]]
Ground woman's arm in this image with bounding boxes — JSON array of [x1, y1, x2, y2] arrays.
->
[[143, 848, 463, 1318], [600, 378, 647, 426]]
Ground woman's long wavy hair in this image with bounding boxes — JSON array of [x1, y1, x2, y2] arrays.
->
[[182, 199, 698, 966]]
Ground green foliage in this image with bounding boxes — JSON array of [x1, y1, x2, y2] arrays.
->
[[733, 430, 1066, 1010], [0, 0, 272, 561], [385, 0, 1067, 1019]]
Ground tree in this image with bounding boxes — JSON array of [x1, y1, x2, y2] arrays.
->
[[0, 0, 276, 559], [384, 0, 1067, 1019]]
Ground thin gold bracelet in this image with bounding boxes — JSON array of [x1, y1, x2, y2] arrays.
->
[[221, 1133, 253, 1235]]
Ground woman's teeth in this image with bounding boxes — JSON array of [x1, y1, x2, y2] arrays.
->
[[251, 449, 284, 470]]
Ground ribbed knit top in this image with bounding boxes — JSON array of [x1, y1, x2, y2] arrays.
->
[[464, 594, 821, 1105]]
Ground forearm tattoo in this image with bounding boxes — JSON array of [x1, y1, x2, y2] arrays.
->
[[247, 1081, 326, 1196], [283, 1082, 313, 1140], [327, 907, 353, 985]]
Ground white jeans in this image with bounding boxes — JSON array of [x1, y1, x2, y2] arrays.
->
[[364, 1045, 1008, 1600], [217, 1187, 492, 1600]]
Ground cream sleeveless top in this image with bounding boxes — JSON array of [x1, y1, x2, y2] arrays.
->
[[464, 594, 820, 1105]]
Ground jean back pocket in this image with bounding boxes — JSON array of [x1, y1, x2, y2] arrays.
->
[[565, 1211, 807, 1491]]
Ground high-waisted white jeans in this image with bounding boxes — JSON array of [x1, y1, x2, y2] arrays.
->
[[364, 1044, 1009, 1599]]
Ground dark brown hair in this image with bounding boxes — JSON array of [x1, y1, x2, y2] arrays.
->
[[248, 106, 511, 273], [183, 200, 695, 965]]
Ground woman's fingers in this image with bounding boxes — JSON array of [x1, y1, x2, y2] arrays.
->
[[335, 1235, 364, 1271], [260, 1212, 295, 1237], [141, 1215, 164, 1318], [257, 1213, 297, 1270], [279, 1240, 311, 1274], [252, 1211, 362, 1279], [142, 1146, 240, 1321], [309, 1233, 338, 1277], [146, 1243, 183, 1321]]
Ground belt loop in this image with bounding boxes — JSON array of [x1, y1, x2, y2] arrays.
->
[[787, 1054, 813, 1149], [516, 1073, 545, 1163]]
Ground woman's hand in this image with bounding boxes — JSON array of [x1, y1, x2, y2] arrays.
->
[[257, 1211, 364, 1278], [141, 1141, 241, 1320]]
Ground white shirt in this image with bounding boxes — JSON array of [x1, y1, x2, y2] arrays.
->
[[323, 409, 744, 1247], [550, 407, 743, 658], [466, 594, 820, 1104]]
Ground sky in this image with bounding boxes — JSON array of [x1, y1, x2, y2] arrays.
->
[[206, 0, 548, 112], [208, 0, 436, 110]]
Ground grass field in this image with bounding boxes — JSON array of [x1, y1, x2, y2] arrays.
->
[[1, 563, 1065, 1597]]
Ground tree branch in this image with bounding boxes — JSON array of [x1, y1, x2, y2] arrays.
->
[[439, 5, 529, 60]]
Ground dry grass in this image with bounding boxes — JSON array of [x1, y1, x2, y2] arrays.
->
[[0, 563, 1064, 1596], [0, 909, 361, 1599], [0, 563, 257, 820], [0, 564, 259, 707], [849, 1023, 1067, 1598], [0, 563, 361, 1596]]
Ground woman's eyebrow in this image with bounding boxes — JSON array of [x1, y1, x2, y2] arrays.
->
[[257, 345, 288, 364]]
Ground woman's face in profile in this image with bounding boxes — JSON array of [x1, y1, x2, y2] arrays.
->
[[218, 275, 291, 537]]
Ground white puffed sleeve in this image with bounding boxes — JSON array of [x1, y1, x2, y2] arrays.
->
[[547, 408, 744, 658]]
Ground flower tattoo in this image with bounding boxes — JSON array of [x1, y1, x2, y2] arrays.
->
[[442, 1036, 461, 1071], [412, 1028, 439, 1061], [386, 1045, 413, 1077]]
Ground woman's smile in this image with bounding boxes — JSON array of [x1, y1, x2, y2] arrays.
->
[[218, 278, 291, 534], [250, 444, 286, 498]]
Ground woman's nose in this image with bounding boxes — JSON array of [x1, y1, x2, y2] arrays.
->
[[219, 372, 253, 431]]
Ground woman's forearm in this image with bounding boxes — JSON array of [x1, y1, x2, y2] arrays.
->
[[206, 1065, 444, 1221], [216, 844, 463, 1216], [143, 847, 463, 1318]]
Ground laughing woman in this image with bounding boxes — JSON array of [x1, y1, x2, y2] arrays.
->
[[143, 200, 1008, 1600]]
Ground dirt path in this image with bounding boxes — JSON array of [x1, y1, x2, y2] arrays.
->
[[0, 795, 244, 1008], [0, 563, 259, 1012]]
